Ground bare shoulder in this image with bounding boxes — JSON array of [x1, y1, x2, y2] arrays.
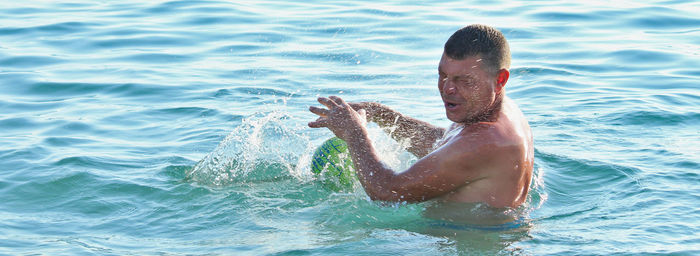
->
[[490, 98, 532, 146], [446, 98, 532, 168], [435, 125, 501, 172]]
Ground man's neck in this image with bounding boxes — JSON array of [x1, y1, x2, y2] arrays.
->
[[459, 96, 504, 125]]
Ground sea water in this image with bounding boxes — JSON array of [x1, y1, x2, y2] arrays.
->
[[1, 0, 698, 255]]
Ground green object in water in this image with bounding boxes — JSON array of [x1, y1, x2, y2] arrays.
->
[[311, 137, 355, 191]]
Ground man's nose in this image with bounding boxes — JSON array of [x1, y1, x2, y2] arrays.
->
[[443, 78, 457, 95]]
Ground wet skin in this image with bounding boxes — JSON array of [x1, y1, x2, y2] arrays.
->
[[308, 54, 533, 208]]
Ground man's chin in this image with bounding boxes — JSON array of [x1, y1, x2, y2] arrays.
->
[[446, 111, 478, 124], [445, 112, 462, 123]]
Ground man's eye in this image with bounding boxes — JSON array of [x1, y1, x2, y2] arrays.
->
[[460, 79, 474, 85]]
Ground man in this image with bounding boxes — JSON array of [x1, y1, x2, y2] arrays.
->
[[308, 24, 533, 209]]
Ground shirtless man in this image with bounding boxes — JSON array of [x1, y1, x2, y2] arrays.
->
[[308, 24, 533, 209]]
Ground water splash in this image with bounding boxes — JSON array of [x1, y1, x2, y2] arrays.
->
[[528, 165, 548, 210], [187, 111, 314, 186], [186, 110, 417, 189]]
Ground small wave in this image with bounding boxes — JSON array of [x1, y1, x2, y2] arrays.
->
[[89, 36, 195, 49], [232, 87, 294, 97], [210, 44, 265, 55], [510, 67, 578, 77], [112, 53, 197, 64], [220, 31, 293, 44], [628, 13, 700, 29], [145, 107, 220, 119], [54, 156, 143, 170], [0, 56, 65, 68], [0, 21, 94, 36], [3, 171, 104, 212], [41, 120, 100, 138], [0, 117, 42, 130], [24, 81, 108, 97], [528, 11, 600, 21], [599, 109, 700, 126], [105, 83, 182, 99], [145, 0, 237, 14], [606, 49, 678, 64], [536, 149, 646, 209], [43, 137, 95, 147]]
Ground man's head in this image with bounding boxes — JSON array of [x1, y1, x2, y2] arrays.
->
[[438, 25, 511, 123], [443, 24, 510, 75]]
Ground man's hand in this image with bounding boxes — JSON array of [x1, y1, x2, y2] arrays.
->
[[308, 96, 367, 141]]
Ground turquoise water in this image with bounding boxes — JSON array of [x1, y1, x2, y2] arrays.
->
[[1, 0, 699, 255]]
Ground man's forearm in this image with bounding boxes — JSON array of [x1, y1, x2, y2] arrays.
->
[[345, 127, 400, 201], [363, 102, 445, 157]]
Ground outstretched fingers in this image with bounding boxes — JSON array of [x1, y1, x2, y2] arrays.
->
[[317, 97, 339, 109], [309, 96, 353, 129], [328, 96, 348, 106], [309, 106, 329, 117], [308, 117, 328, 128]]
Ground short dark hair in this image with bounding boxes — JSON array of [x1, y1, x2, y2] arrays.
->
[[444, 24, 511, 74]]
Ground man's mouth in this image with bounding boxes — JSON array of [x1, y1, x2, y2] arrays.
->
[[445, 102, 459, 109]]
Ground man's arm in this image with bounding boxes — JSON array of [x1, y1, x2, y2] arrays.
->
[[309, 96, 484, 202], [345, 127, 486, 202], [348, 102, 445, 158]]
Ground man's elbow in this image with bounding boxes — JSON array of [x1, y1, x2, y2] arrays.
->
[[364, 187, 394, 202], [365, 186, 425, 203]]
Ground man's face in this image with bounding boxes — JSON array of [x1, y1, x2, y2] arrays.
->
[[437, 53, 499, 123]]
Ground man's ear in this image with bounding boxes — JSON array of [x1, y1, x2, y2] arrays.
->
[[496, 69, 509, 92]]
